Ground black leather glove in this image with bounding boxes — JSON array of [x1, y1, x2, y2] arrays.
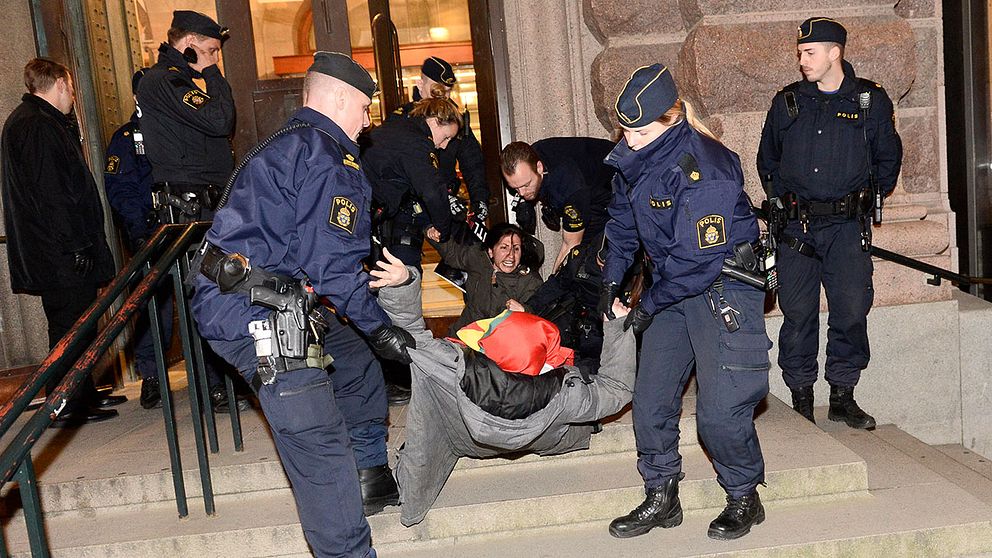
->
[[513, 199, 536, 235], [72, 247, 95, 277], [623, 305, 654, 335], [598, 282, 620, 320], [369, 325, 416, 364], [540, 203, 561, 231]]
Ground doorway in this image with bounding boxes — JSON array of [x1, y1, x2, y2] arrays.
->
[[131, 0, 509, 221]]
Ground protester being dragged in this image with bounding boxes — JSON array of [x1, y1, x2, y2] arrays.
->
[[428, 222, 544, 335], [369, 249, 637, 527]]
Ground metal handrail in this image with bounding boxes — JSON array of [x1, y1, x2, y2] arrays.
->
[[0, 222, 242, 556], [870, 245, 992, 286]]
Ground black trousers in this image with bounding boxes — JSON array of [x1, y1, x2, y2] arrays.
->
[[40, 284, 100, 409]]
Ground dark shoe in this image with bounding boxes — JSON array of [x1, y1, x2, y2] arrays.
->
[[210, 385, 249, 414], [828, 385, 876, 430], [609, 473, 684, 538], [707, 491, 765, 540], [140, 377, 163, 409], [386, 383, 411, 407], [790, 386, 815, 424], [358, 464, 400, 516], [92, 393, 128, 408], [50, 407, 119, 428]]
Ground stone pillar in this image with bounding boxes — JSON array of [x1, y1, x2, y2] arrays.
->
[[0, 3, 50, 368]]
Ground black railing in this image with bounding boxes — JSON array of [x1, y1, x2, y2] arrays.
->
[[0, 222, 243, 557]]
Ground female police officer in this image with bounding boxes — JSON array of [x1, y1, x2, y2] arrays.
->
[[601, 64, 772, 541], [362, 90, 462, 268]]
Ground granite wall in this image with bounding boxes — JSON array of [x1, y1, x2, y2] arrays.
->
[[503, 1, 952, 308]]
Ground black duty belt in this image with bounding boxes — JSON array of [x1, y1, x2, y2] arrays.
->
[[789, 188, 873, 220]]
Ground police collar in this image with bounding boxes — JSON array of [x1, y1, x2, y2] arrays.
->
[[606, 119, 692, 182], [157, 43, 199, 78], [291, 106, 360, 158]]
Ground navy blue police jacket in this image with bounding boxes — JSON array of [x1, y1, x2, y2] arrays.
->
[[756, 61, 902, 202], [137, 44, 235, 186], [388, 102, 488, 211], [604, 121, 760, 315], [533, 137, 615, 241], [361, 115, 453, 241], [191, 107, 390, 348], [103, 113, 154, 245]]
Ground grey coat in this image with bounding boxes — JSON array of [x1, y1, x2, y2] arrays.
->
[[378, 268, 636, 526]]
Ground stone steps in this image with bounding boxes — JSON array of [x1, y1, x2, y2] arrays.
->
[[0, 396, 872, 557]]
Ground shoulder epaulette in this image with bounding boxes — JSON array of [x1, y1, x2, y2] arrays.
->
[[677, 153, 702, 184]]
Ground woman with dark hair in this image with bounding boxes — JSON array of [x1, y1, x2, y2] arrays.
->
[[601, 64, 772, 542], [429, 221, 544, 335], [362, 89, 463, 268]]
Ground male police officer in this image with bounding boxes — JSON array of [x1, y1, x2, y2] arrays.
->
[[190, 52, 414, 556], [137, 10, 244, 413], [757, 17, 902, 429], [500, 138, 614, 272], [104, 69, 173, 410], [137, 10, 234, 209]]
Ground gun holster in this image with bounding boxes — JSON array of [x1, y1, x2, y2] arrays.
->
[[196, 242, 331, 387], [152, 183, 219, 224]]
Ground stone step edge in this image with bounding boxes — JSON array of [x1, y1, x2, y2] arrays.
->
[[375, 514, 992, 558], [367, 461, 868, 546], [26, 418, 679, 514], [21, 458, 865, 540]]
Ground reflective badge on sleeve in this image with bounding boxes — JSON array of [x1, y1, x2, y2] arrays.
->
[[182, 89, 210, 110], [696, 214, 726, 249], [650, 197, 672, 209], [105, 155, 120, 175], [329, 196, 357, 234], [430, 152, 439, 169]]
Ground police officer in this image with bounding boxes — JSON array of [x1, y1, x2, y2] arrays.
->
[[500, 137, 614, 272], [362, 95, 462, 268], [103, 68, 174, 410], [137, 10, 233, 218], [137, 10, 244, 413], [389, 57, 489, 231], [757, 17, 902, 429], [191, 52, 415, 557], [603, 64, 771, 541]]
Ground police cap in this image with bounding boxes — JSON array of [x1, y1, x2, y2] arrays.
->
[[171, 10, 230, 43], [131, 68, 147, 96], [308, 51, 379, 99], [615, 64, 678, 129], [797, 17, 847, 46], [422, 56, 456, 86]]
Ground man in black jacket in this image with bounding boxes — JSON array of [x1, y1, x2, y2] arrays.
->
[[1, 58, 122, 426]]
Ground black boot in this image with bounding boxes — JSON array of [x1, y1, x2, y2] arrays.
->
[[609, 473, 684, 538], [828, 385, 876, 430], [358, 464, 399, 516], [385, 383, 411, 407], [140, 377, 162, 409], [790, 386, 815, 424], [707, 491, 765, 540]]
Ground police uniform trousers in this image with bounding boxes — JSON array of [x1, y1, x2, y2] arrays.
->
[[133, 284, 229, 391], [634, 287, 769, 498], [322, 317, 389, 469], [776, 218, 873, 391], [206, 333, 377, 558]]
